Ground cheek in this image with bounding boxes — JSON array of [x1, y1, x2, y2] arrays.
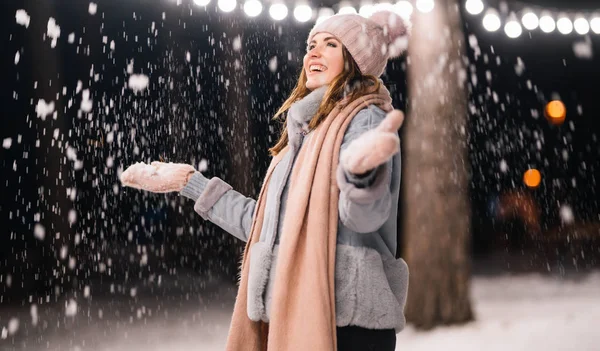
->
[[302, 55, 309, 70], [330, 55, 345, 75]]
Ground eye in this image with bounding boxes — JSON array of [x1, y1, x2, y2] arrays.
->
[[327, 42, 337, 48], [306, 44, 315, 52]]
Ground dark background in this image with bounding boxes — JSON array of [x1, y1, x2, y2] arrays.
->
[[0, 0, 599, 303]]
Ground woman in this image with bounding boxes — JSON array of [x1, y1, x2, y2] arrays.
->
[[121, 10, 410, 351]]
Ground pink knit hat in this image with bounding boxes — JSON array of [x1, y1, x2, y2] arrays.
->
[[307, 11, 410, 77]]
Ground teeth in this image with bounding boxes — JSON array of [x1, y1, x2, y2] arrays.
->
[[309, 64, 327, 72]]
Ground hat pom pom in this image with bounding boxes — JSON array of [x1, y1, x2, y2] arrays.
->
[[369, 10, 411, 58]]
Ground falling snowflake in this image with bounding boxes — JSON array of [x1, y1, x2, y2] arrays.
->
[[7, 318, 19, 336], [514, 57, 525, 76], [232, 36, 242, 51], [35, 99, 55, 120], [128, 74, 149, 92], [559, 205, 574, 224], [268, 56, 278, 73], [30, 305, 38, 326], [47, 18, 61, 48], [68, 209, 77, 225], [65, 299, 78, 316], [573, 37, 593, 60], [15, 10, 30, 28], [34, 224, 45, 241], [80, 89, 93, 113], [198, 159, 209, 172], [88, 2, 98, 15], [499, 159, 508, 173]]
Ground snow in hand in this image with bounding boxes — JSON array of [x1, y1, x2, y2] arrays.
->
[[122, 162, 158, 180]]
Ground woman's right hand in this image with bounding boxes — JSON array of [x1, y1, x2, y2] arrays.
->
[[120, 161, 196, 193]]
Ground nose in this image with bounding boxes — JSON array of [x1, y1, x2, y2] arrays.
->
[[308, 45, 321, 58]]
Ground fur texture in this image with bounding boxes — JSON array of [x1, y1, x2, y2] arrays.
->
[[193, 177, 232, 219], [337, 161, 390, 205], [335, 244, 408, 331], [286, 86, 328, 149], [247, 241, 273, 322]]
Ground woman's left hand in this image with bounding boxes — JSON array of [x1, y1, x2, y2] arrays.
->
[[340, 109, 405, 175]]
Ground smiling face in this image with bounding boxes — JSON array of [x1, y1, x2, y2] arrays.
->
[[303, 32, 345, 90]]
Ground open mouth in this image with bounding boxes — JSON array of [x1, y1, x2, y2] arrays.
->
[[308, 64, 327, 74]]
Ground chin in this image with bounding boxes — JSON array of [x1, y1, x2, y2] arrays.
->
[[306, 71, 332, 89], [306, 78, 327, 90]]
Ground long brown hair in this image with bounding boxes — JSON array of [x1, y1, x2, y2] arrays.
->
[[268, 47, 381, 156]]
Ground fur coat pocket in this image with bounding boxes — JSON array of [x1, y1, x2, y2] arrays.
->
[[381, 254, 409, 331], [335, 244, 408, 331]]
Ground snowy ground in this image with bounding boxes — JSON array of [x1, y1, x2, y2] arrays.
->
[[2, 270, 600, 350]]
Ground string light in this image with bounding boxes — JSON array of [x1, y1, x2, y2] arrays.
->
[[504, 16, 522, 38], [359, 3, 374, 17], [395, 0, 413, 18], [483, 9, 501, 32], [415, 0, 434, 13], [539, 14, 556, 33], [243, 0, 262, 17], [269, 3, 288, 20], [294, 4, 313, 22], [316, 7, 334, 23], [194, 0, 600, 37], [217, 0, 236, 12], [465, 0, 483, 15], [521, 11, 539, 30], [556, 16, 573, 34], [464, 1, 600, 38], [573, 17, 590, 35], [591, 17, 600, 33]]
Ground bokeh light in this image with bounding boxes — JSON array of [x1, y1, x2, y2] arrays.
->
[[465, 0, 484, 15], [243, 0, 263, 17], [483, 9, 501, 32], [539, 14, 556, 33], [544, 100, 567, 125], [415, 0, 434, 13], [521, 12, 539, 30], [574, 17, 590, 35], [504, 19, 522, 38], [523, 169, 542, 188]]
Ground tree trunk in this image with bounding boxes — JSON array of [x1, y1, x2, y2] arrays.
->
[[402, 0, 473, 329]]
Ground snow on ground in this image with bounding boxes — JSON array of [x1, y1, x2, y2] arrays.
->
[[396, 273, 600, 351], [3, 271, 600, 350]]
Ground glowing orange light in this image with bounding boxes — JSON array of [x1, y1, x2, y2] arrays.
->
[[544, 100, 566, 125], [523, 169, 541, 188]]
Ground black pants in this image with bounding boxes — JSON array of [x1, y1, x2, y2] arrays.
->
[[337, 325, 396, 351]]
